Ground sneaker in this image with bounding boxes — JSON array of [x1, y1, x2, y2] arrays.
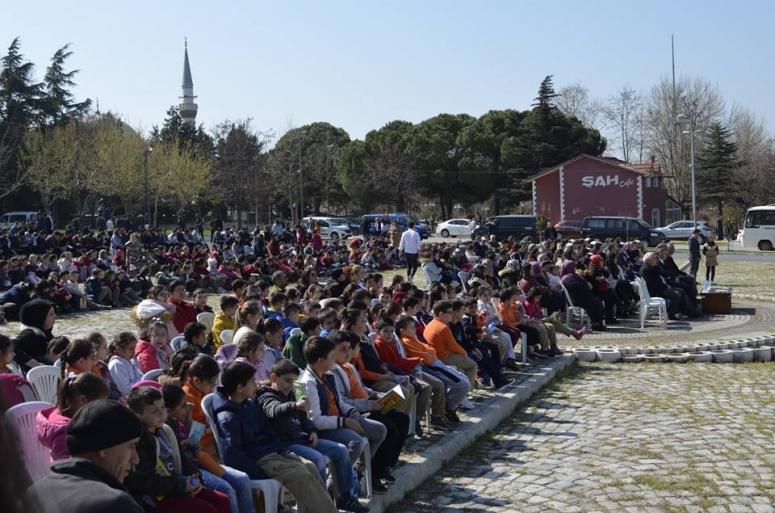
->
[[479, 376, 492, 388], [382, 474, 397, 485], [430, 415, 451, 430], [572, 328, 586, 341], [495, 378, 516, 390], [372, 481, 388, 494], [445, 409, 462, 423], [458, 398, 476, 410], [337, 496, 370, 513]]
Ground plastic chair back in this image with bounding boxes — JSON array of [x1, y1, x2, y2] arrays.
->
[[170, 335, 186, 352], [220, 329, 234, 346], [26, 366, 61, 405], [141, 368, 164, 382], [196, 311, 215, 330], [6, 401, 52, 481]]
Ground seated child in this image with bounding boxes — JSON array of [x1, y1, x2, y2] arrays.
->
[[211, 296, 238, 351], [299, 336, 390, 493], [36, 372, 110, 460], [257, 318, 285, 381], [213, 361, 339, 513], [396, 315, 469, 424], [108, 332, 143, 396], [283, 316, 321, 369], [162, 384, 253, 513], [125, 386, 231, 513], [135, 321, 173, 373], [183, 322, 211, 355], [257, 359, 369, 513]]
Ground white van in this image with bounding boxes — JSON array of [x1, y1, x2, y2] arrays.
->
[[0, 211, 38, 229], [302, 216, 352, 240], [740, 205, 775, 250]]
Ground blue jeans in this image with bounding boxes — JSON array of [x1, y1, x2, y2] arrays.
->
[[201, 465, 253, 513], [288, 439, 355, 500]]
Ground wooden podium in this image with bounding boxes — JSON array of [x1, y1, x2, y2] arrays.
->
[[699, 286, 732, 315]]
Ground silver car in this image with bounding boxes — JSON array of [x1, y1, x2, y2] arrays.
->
[[302, 217, 352, 240], [657, 220, 712, 240]]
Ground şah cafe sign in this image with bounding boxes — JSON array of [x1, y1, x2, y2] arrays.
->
[[580, 174, 636, 189]]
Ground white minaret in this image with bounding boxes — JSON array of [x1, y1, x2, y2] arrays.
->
[[179, 39, 198, 125]]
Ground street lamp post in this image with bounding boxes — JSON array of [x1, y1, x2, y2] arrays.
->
[[677, 103, 699, 226], [143, 146, 152, 227], [298, 129, 306, 222]]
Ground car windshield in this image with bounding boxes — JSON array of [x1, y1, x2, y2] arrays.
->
[[329, 218, 349, 225]]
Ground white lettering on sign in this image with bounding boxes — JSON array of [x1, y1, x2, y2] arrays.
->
[[581, 175, 635, 189]]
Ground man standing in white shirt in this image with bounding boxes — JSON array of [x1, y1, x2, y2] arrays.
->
[[399, 222, 421, 281]]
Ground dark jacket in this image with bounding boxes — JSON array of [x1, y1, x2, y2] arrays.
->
[[14, 328, 51, 366], [211, 388, 284, 480], [124, 430, 187, 503], [256, 385, 317, 444], [688, 237, 701, 259], [27, 458, 143, 513], [641, 264, 669, 298]]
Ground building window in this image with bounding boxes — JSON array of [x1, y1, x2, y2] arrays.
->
[[651, 208, 661, 227]]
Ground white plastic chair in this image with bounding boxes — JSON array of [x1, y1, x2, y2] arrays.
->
[[220, 329, 234, 346], [360, 438, 373, 499], [201, 393, 283, 513], [170, 335, 186, 352], [6, 401, 52, 481], [196, 311, 215, 331], [457, 271, 469, 293], [632, 277, 668, 330], [26, 366, 61, 404], [559, 281, 592, 331], [141, 369, 164, 382]]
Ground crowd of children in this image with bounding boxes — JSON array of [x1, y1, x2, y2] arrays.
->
[[1, 219, 715, 513]]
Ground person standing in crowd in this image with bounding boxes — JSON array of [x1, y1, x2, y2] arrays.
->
[[399, 222, 421, 282], [688, 229, 701, 279], [703, 234, 720, 283]]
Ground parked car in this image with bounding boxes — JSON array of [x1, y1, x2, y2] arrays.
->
[[554, 219, 583, 239], [656, 220, 712, 241], [436, 218, 472, 238], [472, 215, 537, 241], [302, 216, 352, 240], [0, 211, 37, 229], [581, 216, 665, 246], [345, 217, 361, 235], [361, 213, 429, 239]]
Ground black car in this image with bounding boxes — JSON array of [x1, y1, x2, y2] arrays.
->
[[580, 216, 665, 246], [472, 215, 537, 241]]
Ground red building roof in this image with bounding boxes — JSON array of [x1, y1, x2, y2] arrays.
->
[[532, 154, 662, 181]]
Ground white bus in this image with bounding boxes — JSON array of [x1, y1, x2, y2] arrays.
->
[[740, 205, 775, 250]]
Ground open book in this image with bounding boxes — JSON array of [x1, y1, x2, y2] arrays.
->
[[376, 383, 405, 414], [293, 380, 309, 416]]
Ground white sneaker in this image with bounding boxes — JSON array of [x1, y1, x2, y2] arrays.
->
[[459, 398, 476, 410]]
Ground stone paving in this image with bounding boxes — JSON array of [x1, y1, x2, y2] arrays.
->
[[390, 361, 775, 513]]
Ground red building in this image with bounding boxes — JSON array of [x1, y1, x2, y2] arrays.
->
[[531, 154, 676, 227]]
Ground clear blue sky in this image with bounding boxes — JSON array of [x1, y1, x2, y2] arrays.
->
[[4, 0, 774, 141]]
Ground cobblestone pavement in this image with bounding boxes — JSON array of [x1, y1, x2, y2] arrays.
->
[[391, 362, 775, 513]]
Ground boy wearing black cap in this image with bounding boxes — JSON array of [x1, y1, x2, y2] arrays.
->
[[27, 399, 144, 513]]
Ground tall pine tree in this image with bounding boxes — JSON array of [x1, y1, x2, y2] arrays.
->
[[41, 44, 91, 127], [0, 37, 44, 201], [697, 122, 742, 237]]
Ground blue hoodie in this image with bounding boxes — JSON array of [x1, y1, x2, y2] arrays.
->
[[211, 389, 284, 480]]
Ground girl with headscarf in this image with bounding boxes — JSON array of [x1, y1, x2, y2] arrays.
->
[[14, 298, 56, 369], [584, 255, 618, 325], [560, 261, 606, 331]]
